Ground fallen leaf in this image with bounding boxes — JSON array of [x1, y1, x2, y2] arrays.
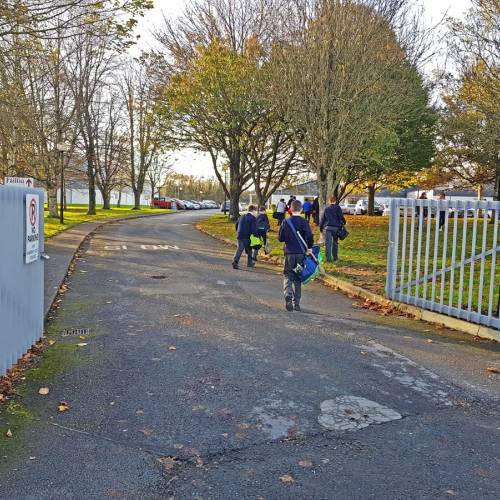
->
[[426, 339, 433, 343], [48, 340, 56, 346], [486, 367, 499, 374], [279, 474, 296, 484], [0, 394, 5, 402], [140, 427, 154, 437], [38, 387, 50, 395], [168, 346, 177, 351], [238, 423, 251, 429], [5, 429, 13, 438], [79, 336, 86, 340], [445, 490, 456, 496], [298, 460, 313, 468], [321, 458, 330, 464], [174, 443, 184, 449], [76, 343, 88, 347], [57, 401, 70, 412], [157, 456, 179, 473], [29, 456, 36, 460]]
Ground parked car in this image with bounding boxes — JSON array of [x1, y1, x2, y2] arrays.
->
[[189, 200, 202, 209], [171, 199, 186, 210], [202, 200, 219, 209], [340, 203, 356, 215], [354, 199, 383, 215], [220, 201, 245, 212], [153, 197, 175, 209], [182, 200, 196, 210]]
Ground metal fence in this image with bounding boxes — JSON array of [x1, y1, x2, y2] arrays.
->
[[386, 198, 500, 330], [0, 186, 45, 376]]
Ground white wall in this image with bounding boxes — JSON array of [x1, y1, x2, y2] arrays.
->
[[58, 186, 152, 206]]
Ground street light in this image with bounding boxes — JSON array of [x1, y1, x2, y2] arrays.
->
[[56, 142, 71, 224]]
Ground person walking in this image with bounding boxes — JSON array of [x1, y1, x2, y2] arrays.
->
[[232, 205, 258, 270], [320, 195, 346, 262], [303, 198, 312, 222], [416, 192, 428, 227], [276, 198, 286, 225], [312, 196, 320, 226], [278, 199, 314, 312], [438, 192, 446, 231], [253, 206, 270, 260]]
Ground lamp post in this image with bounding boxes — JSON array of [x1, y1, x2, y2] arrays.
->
[[56, 142, 71, 224]]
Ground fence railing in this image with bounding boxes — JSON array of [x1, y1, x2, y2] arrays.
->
[[0, 186, 45, 377], [386, 198, 500, 330]]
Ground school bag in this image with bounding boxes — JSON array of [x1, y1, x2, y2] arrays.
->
[[285, 219, 322, 284], [250, 234, 263, 249]]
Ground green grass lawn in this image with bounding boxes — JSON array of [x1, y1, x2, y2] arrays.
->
[[199, 212, 500, 316], [44, 204, 169, 239]]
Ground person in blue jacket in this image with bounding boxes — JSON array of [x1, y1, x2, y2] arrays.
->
[[232, 205, 258, 269], [303, 198, 312, 222], [320, 195, 346, 262], [278, 200, 314, 311], [252, 206, 270, 261]]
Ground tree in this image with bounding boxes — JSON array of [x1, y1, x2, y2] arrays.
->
[[272, 0, 434, 209], [436, 68, 499, 198], [446, 0, 500, 199], [122, 57, 164, 210]]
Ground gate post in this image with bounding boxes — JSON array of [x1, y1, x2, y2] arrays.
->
[[386, 198, 399, 299], [0, 186, 45, 376]]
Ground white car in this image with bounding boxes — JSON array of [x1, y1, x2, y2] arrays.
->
[[340, 203, 356, 215], [354, 199, 383, 215]]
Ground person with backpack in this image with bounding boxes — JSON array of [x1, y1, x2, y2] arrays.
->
[[275, 198, 286, 225], [232, 205, 258, 270], [253, 206, 270, 260], [278, 199, 314, 312], [320, 195, 346, 262], [303, 198, 312, 222]]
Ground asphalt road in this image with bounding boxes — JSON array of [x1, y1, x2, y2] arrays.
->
[[1, 210, 499, 499]]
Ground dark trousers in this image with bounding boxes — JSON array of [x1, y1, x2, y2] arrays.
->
[[283, 253, 304, 305], [277, 212, 285, 225], [233, 238, 252, 266], [313, 212, 319, 226], [325, 227, 340, 262], [439, 210, 446, 229], [304, 211, 311, 222]]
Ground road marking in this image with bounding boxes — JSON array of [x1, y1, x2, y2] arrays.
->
[[102, 244, 179, 251]]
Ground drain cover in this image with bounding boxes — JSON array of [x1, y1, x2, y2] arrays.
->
[[318, 396, 402, 432], [61, 328, 90, 337], [151, 275, 167, 280]]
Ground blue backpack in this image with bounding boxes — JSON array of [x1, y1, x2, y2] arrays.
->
[[285, 219, 322, 284]]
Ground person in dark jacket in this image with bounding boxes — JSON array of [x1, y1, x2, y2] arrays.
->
[[253, 206, 270, 260], [232, 205, 258, 269], [312, 196, 320, 225], [278, 200, 314, 312], [320, 195, 346, 262]]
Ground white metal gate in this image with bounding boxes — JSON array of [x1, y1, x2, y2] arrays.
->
[[0, 186, 45, 376], [386, 198, 500, 330]]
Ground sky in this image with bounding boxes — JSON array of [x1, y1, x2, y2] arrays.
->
[[133, 0, 473, 178]]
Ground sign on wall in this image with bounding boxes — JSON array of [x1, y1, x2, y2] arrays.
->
[[25, 193, 40, 264], [5, 176, 35, 188]]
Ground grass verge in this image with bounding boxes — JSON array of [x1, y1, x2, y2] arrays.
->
[[44, 204, 170, 239]]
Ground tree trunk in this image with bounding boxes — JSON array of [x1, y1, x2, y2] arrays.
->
[[102, 190, 111, 210], [367, 183, 376, 215], [477, 184, 483, 200], [133, 189, 141, 210], [47, 185, 58, 218], [87, 167, 96, 215], [494, 169, 500, 201], [117, 189, 122, 208]]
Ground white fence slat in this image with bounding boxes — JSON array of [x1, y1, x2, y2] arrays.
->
[[439, 202, 450, 312], [487, 207, 499, 320]]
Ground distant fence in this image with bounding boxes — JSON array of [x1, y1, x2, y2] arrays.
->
[[386, 199, 500, 330], [0, 186, 45, 377]]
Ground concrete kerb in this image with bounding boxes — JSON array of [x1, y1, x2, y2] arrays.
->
[[44, 211, 173, 319], [195, 223, 500, 343]]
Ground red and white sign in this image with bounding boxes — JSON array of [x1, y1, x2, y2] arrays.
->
[[25, 193, 40, 264], [5, 176, 34, 188]]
